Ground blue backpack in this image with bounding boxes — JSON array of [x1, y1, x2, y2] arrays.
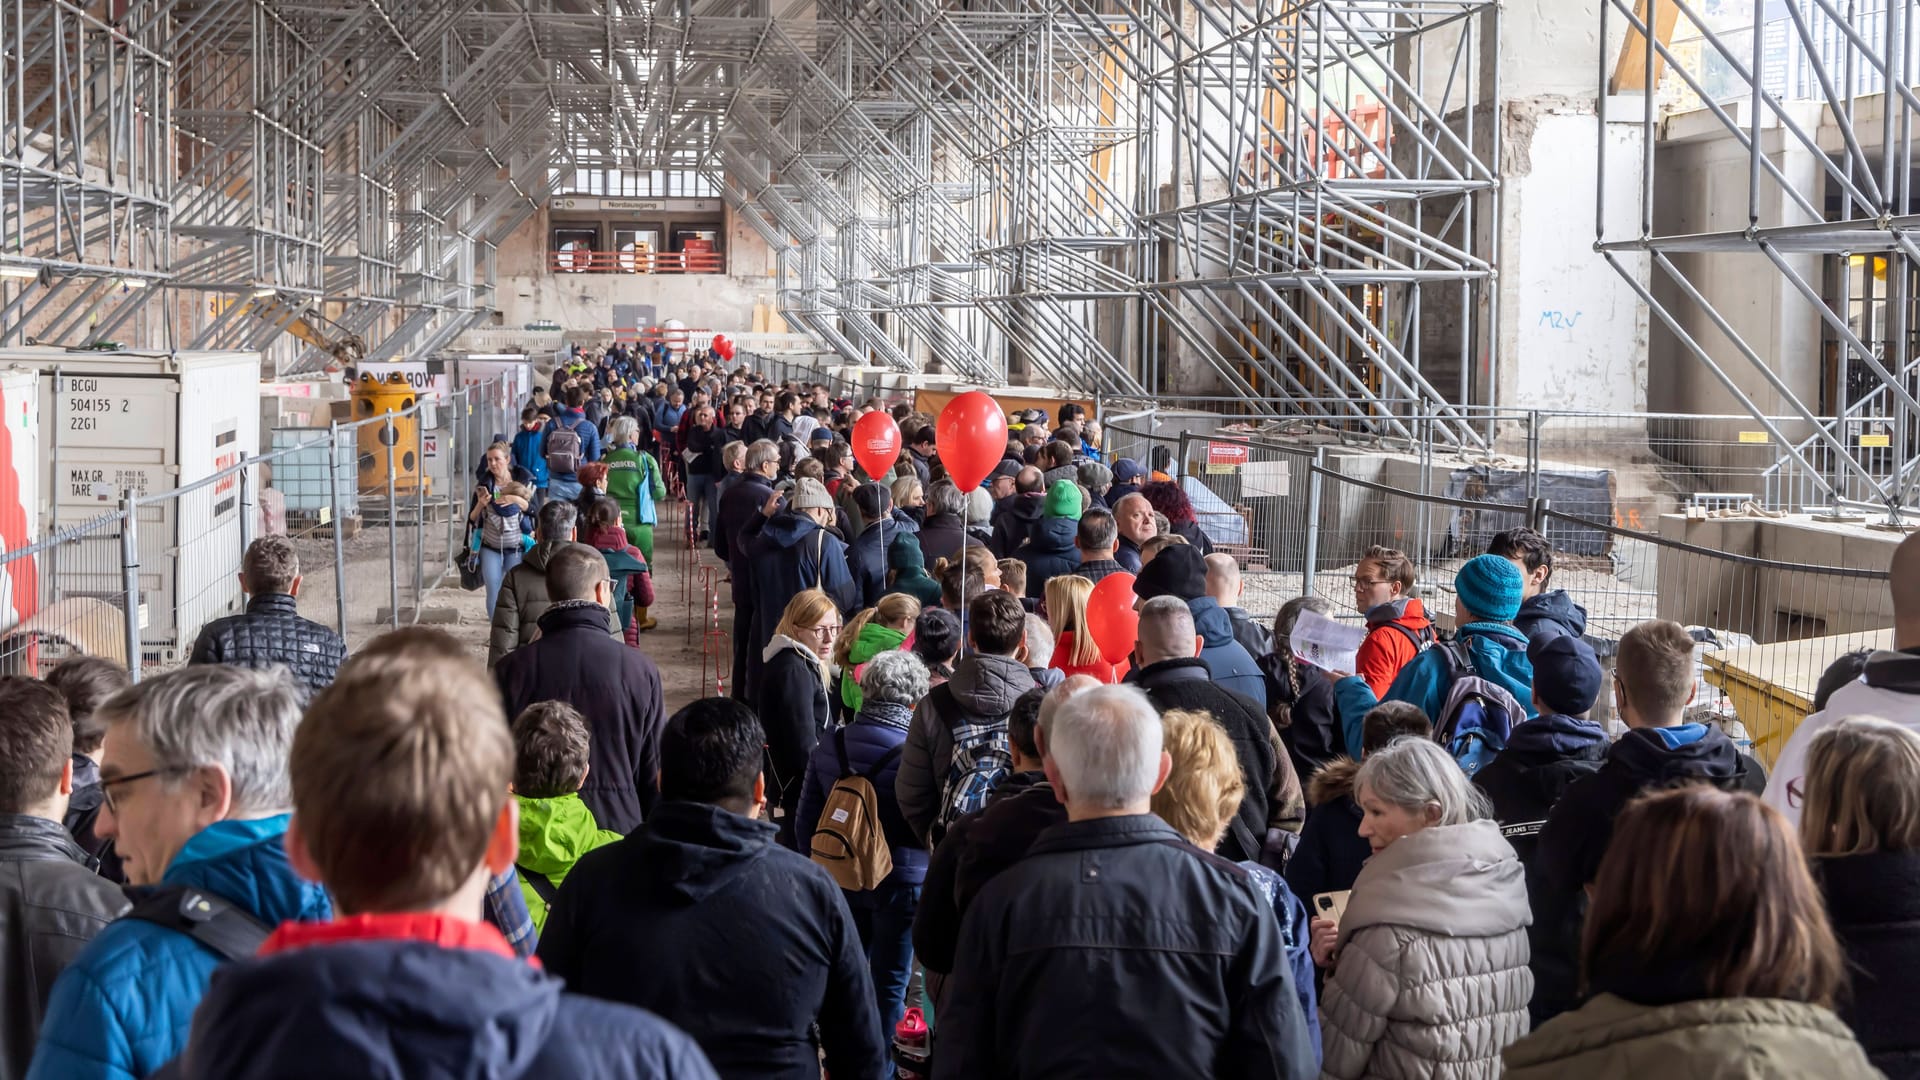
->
[[1433, 639, 1525, 777]]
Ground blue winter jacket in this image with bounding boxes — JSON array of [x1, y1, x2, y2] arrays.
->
[[511, 428, 549, 487], [1016, 517, 1082, 600], [795, 704, 929, 889], [1334, 621, 1537, 754], [1189, 597, 1268, 709], [161, 926, 716, 1080], [28, 816, 331, 1080]]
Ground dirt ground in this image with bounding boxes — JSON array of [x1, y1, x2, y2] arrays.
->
[[289, 499, 724, 713]]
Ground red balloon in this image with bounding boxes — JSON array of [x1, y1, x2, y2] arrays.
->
[[711, 334, 730, 351], [718, 341, 735, 360], [1085, 573, 1140, 665], [935, 390, 1008, 491], [851, 411, 902, 480]]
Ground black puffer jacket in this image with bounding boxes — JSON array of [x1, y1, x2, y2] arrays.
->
[[1283, 758, 1370, 907], [1818, 849, 1920, 1079], [936, 815, 1318, 1080], [0, 814, 130, 1076], [1527, 723, 1767, 1026], [1474, 711, 1608, 866], [988, 495, 1044, 558], [187, 592, 346, 700]]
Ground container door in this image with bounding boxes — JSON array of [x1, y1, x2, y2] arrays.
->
[[41, 373, 179, 647]]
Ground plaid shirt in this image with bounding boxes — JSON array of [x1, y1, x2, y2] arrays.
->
[[485, 867, 538, 959]]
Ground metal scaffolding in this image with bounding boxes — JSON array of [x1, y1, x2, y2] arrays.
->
[[1602, 0, 1920, 522]]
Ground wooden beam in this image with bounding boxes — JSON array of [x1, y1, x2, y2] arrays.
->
[[1610, 0, 1682, 94]]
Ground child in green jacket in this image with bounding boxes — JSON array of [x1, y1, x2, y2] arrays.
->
[[510, 702, 623, 934]]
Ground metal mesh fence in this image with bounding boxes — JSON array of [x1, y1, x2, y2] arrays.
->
[[0, 380, 500, 678]]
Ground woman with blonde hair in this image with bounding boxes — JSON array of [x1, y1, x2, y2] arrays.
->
[[1045, 575, 1125, 683], [1316, 736, 1531, 1079], [835, 593, 923, 720], [1151, 708, 1318, 1060], [1800, 716, 1920, 1075], [758, 589, 842, 849], [1506, 786, 1877, 1078]]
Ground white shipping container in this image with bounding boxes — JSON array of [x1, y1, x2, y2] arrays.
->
[[0, 348, 261, 661], [0, 369, 41, 634]]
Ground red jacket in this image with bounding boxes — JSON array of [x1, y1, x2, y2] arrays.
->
[[1355, 597, 1433, 698], [1049, 631, 1129, 684]]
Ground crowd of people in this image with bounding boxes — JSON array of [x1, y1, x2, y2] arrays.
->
[[3, 345, 1920, 1079]]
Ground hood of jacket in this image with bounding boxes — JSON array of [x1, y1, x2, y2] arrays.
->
[[1517, 589, 1588, 640], [1504, 711, 1610, 760], [948, 653, 1037, 717], [177, 921, 568, 1080], [1365, 596, 1431, 633], [762, 632, 827, 672], [1607, 723, 1752, 788], [1503, 994, 1867, 1078], [164, 814, 332, 926], [849, 622, 907, 667], [1341, 819, 1528, 942], [1307, 757, 1360, 807], [1024, 514, 1079, 555], [888, 531, 929, 572], [1000, 493, 1044, 530], [630, 800, 779, 904], [1188, 596, 1238, 648], [522, 539, 568, 572], [760, 508, 826, 551], [515, 794, 619, 879]]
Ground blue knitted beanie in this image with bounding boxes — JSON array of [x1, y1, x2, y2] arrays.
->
[[1454, 553, 1525, 623]]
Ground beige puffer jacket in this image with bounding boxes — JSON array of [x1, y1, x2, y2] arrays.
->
[[1317, 818, 1533, 1080]]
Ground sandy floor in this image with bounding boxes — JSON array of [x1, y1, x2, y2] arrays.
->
[[289, 498, 723, 714]]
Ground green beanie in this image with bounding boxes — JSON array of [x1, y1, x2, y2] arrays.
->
[[1043, 479, 1083, 520]]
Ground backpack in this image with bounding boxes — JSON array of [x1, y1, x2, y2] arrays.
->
[[930, 685, 1014, 841], [545, 416, 585, 475], [123, 884, 272, 961], [1384, 621, 1435, 655], [1432, 638, 1525, 777], [810, 729, 903, 891]]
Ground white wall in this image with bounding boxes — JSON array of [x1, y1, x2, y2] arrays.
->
[[1498, 100, 1651, 414]]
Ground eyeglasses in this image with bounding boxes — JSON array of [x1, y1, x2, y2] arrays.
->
[[1351, 578, 1391, 589], [99, 767, 187, 813], [808, 622, 843, 639]]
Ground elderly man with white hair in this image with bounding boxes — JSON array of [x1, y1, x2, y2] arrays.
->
[[935, 684, 1318, 1080], [29, 666, 333, 1080]]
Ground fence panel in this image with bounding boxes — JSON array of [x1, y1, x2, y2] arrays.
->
[[0, 511, 135, 676]]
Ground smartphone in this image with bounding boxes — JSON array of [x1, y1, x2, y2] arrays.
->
[[1313, 890, 1351, 925]]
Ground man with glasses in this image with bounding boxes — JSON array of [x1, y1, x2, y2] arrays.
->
[[29, 666, 331, 1080], [497, 543, 666, 835], [0, 678, 129, 1077], [1346, 544, 1434, 700]]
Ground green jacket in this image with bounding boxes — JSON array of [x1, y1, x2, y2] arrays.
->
[[514, 792, 622, 934], [839, 622, 908, 713], [1504, 994, 1881, 1080], [887, 532, 943, 607], [603, 446, 665, 529]]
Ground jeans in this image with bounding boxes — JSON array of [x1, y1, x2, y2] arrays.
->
[[685, 474, 715, 536], [480, 546, 522, 618], [849, 880, 920, 1038], [549, 476, 582, 502]]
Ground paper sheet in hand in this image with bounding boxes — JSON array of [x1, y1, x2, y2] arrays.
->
[[1290, 608, 1366, 673]]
